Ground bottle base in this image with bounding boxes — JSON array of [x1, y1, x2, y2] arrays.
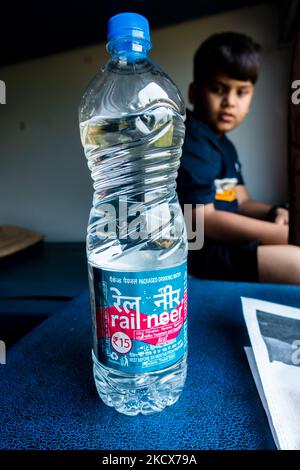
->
[[92, 351, 187, 416]]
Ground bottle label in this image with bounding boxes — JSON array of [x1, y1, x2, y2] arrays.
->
[[92, 262, 187, 374]]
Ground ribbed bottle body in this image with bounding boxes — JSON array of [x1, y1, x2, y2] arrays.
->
[[79, 54, 188, 415]]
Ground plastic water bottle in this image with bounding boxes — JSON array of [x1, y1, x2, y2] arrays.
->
[[79, 12, 188, 415]]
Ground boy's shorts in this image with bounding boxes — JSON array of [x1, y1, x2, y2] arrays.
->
[[188, 238, 260, 282]]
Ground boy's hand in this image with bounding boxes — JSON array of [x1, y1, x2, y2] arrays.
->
[[274, 207, 289, 225], [203, 203, 289, 245]]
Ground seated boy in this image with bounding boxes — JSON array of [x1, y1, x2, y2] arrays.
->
[[177, 32, 300, 284]]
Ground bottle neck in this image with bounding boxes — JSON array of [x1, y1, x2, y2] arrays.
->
[[107, 37, 151, 61]]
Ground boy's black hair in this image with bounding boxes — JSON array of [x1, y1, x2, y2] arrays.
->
[[193, 32, 262, 84]]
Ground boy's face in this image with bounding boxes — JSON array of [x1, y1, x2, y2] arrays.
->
[[192, 74, 255, 135]]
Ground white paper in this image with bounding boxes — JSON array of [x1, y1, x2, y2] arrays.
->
[[244, 346, 280, 449], [241, 297, 300, 450]]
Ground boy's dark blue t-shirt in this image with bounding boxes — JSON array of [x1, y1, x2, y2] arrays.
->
[[177, 110, 244, 212]]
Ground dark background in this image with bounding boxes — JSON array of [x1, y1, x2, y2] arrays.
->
[[1, 0, 272, 66]]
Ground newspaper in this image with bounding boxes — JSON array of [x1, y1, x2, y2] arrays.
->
[[241, 297, 300, 450]]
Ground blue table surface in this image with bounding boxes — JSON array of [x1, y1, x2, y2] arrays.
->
[[0, 242, 88, 347], [0, 242, 87, 299], [1, 278, 300, 450]]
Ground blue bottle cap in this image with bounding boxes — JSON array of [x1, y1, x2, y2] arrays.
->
[[107, 12, 151, 45]]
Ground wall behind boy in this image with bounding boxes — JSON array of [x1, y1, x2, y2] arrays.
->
[[0, 1, 291, 241]]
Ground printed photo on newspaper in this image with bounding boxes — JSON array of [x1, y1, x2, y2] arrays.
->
[[241, 297, 300, 450]]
